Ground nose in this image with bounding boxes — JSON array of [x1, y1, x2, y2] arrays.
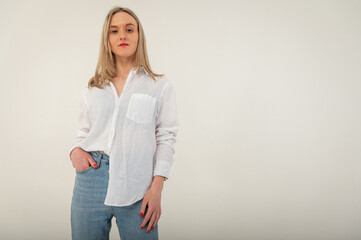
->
[[119, 30, 127, 40]]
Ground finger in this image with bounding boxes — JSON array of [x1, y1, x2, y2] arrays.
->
[[140, 198, 147, 217], [150, 210, 159, 231], [87, 156, 98, 168], [147, 210, 157, 233], [141, 206, 153, 229], [152, 211, 160, 230]]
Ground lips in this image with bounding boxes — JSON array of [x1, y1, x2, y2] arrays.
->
[[119, 43, 129, 46]]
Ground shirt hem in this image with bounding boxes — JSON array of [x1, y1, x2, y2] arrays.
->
[[103, 194, 145, 207]]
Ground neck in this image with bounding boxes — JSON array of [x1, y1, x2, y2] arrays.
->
[[114, 55, 136, 81]]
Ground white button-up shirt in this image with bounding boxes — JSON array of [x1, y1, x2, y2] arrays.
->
[[69, 67, 179, 206]]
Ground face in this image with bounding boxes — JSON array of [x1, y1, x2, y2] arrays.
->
[[108, 12, 139, 61]]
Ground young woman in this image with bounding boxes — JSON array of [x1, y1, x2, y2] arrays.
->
[[69, 6, 178, 240]]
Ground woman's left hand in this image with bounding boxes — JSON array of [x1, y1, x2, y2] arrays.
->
[[140, 183, 163, 232]]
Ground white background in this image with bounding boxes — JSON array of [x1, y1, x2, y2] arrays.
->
[[0, 0, 360, 239]]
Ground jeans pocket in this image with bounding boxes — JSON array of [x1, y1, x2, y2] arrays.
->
[[75, 165, 93, 174]]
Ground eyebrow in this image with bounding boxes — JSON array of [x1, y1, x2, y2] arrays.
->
[[110, 23, 136, 28]]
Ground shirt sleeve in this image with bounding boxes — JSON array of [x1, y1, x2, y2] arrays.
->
[[69, 88, 92, 161], [153, 81, 179, 179]]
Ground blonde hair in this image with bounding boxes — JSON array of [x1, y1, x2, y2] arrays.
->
[[88, 6, 164, 88]]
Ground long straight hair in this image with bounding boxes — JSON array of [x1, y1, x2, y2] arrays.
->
[[88, 6, 164, 88]]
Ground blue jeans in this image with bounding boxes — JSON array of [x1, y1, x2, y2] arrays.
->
[[71, 151, 159, 240]]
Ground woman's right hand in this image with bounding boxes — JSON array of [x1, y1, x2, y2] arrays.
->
[[70, 147, 98, 171]]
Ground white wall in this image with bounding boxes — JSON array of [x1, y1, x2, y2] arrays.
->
[[0, 0, 360, 239]]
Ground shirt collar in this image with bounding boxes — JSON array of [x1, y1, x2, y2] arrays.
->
[[106, 66, 149, 87], [132, 66, 149, 76]]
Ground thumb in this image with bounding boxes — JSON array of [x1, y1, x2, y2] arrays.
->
[[88, 157, 98, 168]]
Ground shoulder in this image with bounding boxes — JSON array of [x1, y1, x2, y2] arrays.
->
[[81, 85, 107, 96], [79, 87, 101, 104], [153, 76, 177, 100], [151, 75, 173, 89], [79, 87, 90, 98], [139, 73, 172, 93]]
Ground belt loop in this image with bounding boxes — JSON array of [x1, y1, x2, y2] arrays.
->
[[99, 153, 103, 166], [95, 154, 99, 167], [93, 152, 100, 167], [98, 152, 104, 167]]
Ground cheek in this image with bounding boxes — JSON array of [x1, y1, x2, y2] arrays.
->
[[132, 37, 138, 48], [109, 36, 117, 47]]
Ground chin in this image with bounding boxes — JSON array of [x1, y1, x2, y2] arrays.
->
[[114, 53, 134, 58]]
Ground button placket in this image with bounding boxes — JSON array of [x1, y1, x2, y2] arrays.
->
[[107, 71, 135, 174], [107, 100, 119, 174]]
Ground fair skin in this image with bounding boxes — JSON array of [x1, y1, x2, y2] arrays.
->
[[70, 11, 164, 233]]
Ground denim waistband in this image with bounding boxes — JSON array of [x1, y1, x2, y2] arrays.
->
[[87, 151, 109, 165]]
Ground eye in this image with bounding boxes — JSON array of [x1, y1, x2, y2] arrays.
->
[[127, 29, 134, 33], [111, 30, 118, 34]]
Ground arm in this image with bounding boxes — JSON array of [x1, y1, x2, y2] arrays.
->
[[69, 89, 92, 161], [140, 80, 179, 232], [152, 81, 179, 181]]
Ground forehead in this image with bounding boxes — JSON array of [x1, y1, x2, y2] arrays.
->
[[110, 11, 137, 27]]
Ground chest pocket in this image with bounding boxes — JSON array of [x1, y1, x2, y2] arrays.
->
[[126, 93, 156, 123]]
